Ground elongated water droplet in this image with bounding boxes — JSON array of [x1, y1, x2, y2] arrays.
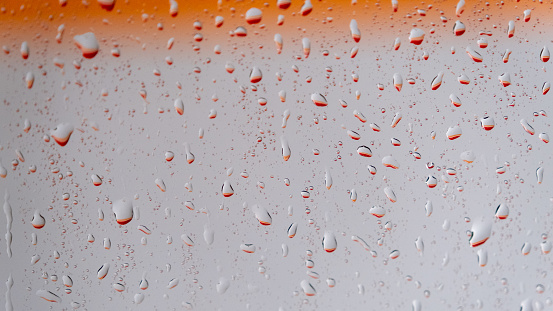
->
[[523, 9, 532, 22], [391, 112, 402, 128], [415, 236, 424, 254], [350, 46, 359, 58], [274, 34, 283, 54], [352, 235, 370, 251], [216, 278, 230, 294], [521, 242, 532, 255], [281, 136, 291, 161], [350, 19, 361, 42], [300, 280, 316, 296], [495, 203, 509, 219], [425, 200, 433, 217], [97, 263, 110, 279], [456, 0, 465, 16], [503, 49, 512, 63], [36, 290, 61, 303], [541, 46, 550, 62], [325, 168, 333, 190], [253, 205, 272, 225], [282, 222, 297, 240], [300, 0, 313, 16], [393, 73, 403, 91], [541, 241, 552, 254], [25, 72, 34, 89], [249, 66, 262, 83], [165, 278, 179, 289], [311, 93, 327, 107], [302, 38, 311, 58], [350, 188, 357, 202], [521, 119, 535, 135], [466, 46, 483, 62], [507, 20, 515, 38], [203, 224, 214, 245], [322, 231, 337, 252], [282, 243, 289, 257], [413, 300, 422, 311], [430, 71, 444, 90], [537, 167, 544, 184]]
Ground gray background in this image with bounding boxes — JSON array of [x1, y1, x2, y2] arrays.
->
[[1, 0, 553, 309]]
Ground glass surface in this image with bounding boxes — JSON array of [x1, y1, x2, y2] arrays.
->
[[0, 0, 552, 309]]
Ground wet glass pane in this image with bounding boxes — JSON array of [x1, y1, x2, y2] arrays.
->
[[0, 0, 552, 309]]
